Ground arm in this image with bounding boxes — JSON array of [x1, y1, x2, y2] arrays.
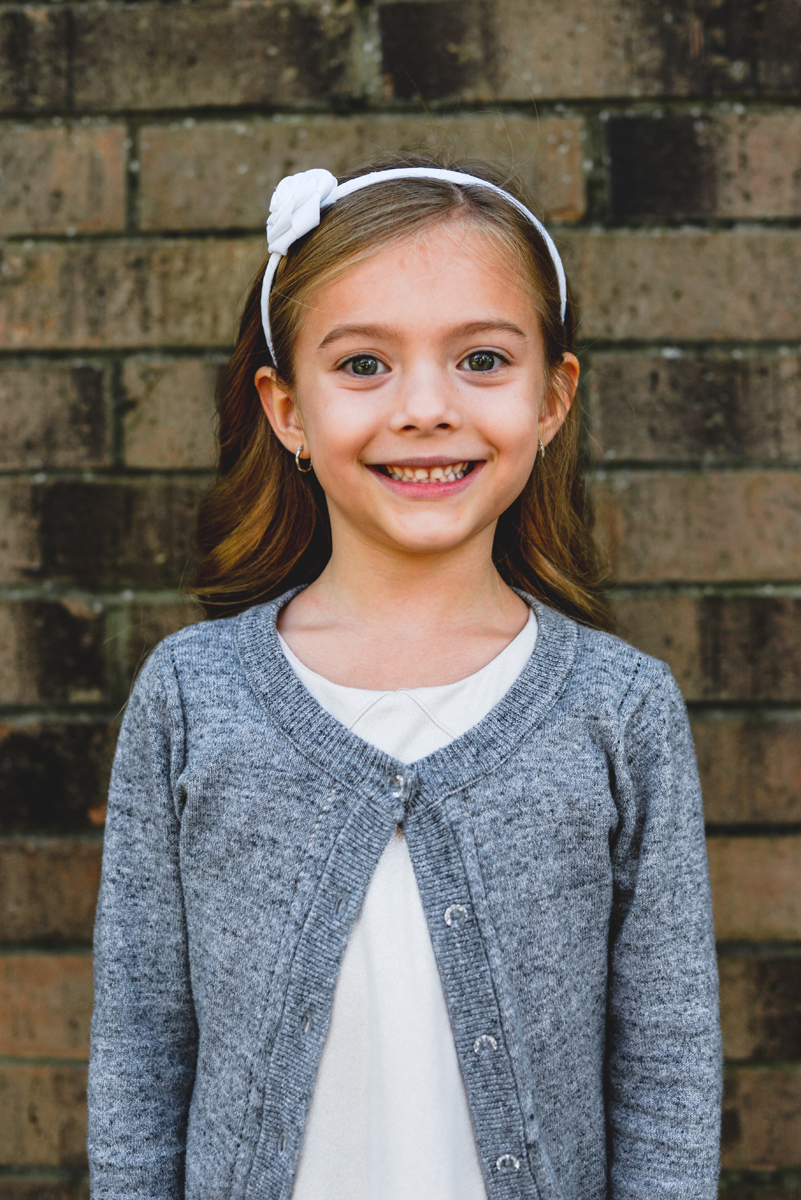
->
[[607, 665, 722, 1199], [88, 644, 198, 1199]]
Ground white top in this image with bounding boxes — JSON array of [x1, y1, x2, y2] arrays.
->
[[280, 609, 538, 1200]]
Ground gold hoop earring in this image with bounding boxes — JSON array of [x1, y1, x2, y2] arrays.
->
[[295, 445, 313, 473], [538, 438, 546, 460]]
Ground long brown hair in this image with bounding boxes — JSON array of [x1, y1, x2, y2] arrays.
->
[[193, 153, 611, 629]]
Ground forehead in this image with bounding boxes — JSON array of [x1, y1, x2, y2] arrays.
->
[[299, 218, 542, 341]]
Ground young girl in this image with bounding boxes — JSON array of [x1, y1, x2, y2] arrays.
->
[[88, 154, 722, 1200]]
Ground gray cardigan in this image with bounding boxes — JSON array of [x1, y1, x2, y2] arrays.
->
[[88, 589, 722, 1200]]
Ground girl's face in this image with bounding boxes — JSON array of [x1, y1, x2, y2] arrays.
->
[[256, 219, 578, 562]]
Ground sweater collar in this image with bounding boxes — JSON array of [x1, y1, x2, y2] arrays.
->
[[234, 587, 579, 809]]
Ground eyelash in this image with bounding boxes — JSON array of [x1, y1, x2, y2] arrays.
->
[[461, 350, 510, 372], [337, 350, 511, 375], [340, 355, 384, 374]]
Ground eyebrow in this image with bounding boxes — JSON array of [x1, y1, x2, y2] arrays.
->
[[317, 319, 528, 350]]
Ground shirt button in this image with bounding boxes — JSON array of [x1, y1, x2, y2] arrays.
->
[[444, 904, 469, 928], [473, 1034, 498, 1054], [496, 1153, 520, 1173], [389, 773, 405, 799]]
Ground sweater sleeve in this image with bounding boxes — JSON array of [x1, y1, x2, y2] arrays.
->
[[607, 664, 722, 1200], [87, 643, 198, 1200]]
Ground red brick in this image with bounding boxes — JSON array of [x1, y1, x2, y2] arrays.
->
[[709, 838, 801, 942], [0, 479, 39, 580], [0, 9, 70, 114], [0, 838, 101, 943], [0, 1181, 88, 1200], [613, 595, 801, 704], [0, 602, 107, 706], [0, 1063, 87, 1166], [563, 230, 801, 342], [378, 0, 801, 103], [595, 471, 801, 584], [122, 358, 219, 469], [0, 955, 92, 1058], [138, 113, 586, 232], [723, 1067, 801, 1169], [0, 478, 208, 589], [693, 719, 801, 825], [72, 2, 355, 112], [719, 957, 801, 1062], [0, 123, 125, 236], [0, 237, 261, 351], [608, 111, 801, 221], [0, 722, 115, 834], [719, 1189, 800, 1200], [713, 110, 801, 217], [587, 351, 801, 465], [0, 362, 111, 470]]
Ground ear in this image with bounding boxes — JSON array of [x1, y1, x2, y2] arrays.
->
[[254, 367, 307, 456], [539, 352, 579, 447]]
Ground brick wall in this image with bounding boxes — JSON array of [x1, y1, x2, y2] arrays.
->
[[1, 1, 800, 1195]]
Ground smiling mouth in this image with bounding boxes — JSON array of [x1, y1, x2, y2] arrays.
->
[[373, 461, 477, 483]]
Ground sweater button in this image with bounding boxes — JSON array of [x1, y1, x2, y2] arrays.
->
[[473, 1034, 498, 1054], [444, 904, 469, 928], [389, 773, 405, 799], [496, 1153, 520, 1173]]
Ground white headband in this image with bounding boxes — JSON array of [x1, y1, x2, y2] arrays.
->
[[260, 167, 568, 362]]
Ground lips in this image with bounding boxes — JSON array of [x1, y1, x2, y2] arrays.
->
[[375, 461, 475, 483]]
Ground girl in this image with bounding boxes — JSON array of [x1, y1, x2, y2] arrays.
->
[[88, 154, 722, 1200]]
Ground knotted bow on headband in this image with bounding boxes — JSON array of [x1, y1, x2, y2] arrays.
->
[[260, 166, 568, 362]]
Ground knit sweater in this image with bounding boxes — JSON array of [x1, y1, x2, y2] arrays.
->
[[87, 587, 722, 1200]]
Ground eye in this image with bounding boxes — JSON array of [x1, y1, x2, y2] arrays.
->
[[460, 350, 507, 373], [340, 355, 387, 377]]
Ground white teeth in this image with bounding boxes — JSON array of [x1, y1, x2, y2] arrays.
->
[[385, 461, 470, 483]]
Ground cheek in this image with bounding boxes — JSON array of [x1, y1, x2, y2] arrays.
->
[[301, 392, 379, 470], [480, 389, 542, 452]]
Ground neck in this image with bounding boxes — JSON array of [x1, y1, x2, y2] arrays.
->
[[300, 523, 522, 639]]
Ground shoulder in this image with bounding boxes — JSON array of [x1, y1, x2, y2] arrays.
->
[[535, 602, 678, 720], [131, 606, 258, 710]]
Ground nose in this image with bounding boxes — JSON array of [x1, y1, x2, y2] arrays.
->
[[388, 364, 463, 435]]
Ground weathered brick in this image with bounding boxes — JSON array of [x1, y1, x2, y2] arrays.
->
[[0, 955, 92, 1058], [595, 472, 801, 583], [720, 957, 801, 1062], [0, 361, 111, 470], [72, 2, 355, 112], [0, 9, 70, 115], [693, 719, 801, 825], [563, 230, 801, 342], [126, 602, 204, 681], [613, 595, 801, 704], [138, 114, 586, 232], [122, 358, 219, 469], [0, 838, 101, 943], [0, 722, 114, 833], [378, 0, 801, 103], [587, 351, 801, 465], [0, 238, 261, 351], [709, 838, 801, 942], [0, 123, 126, 236], [0, 603, 107, 707], [0, 1181, 88, 1200], [723, 1067, 801, 1169], [608, 110, 801, 221], [0, 1063, 87, 1166], [5, 232, 801, 351], [719, 1188, 801, 1200], [0, 478, 208, 588]]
